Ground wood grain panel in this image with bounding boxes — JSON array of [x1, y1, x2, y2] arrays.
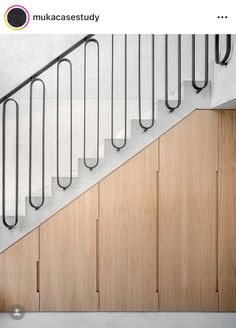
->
[[218, 110, 236, 311], [0, 229, 39, 312], [159, 110, 218, 311], [99, 141, 159, 311], [40, 186, 98, 311]]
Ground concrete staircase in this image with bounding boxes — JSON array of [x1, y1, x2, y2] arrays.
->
[[1, 34, 236, 252], [0, 80, 212, 252]]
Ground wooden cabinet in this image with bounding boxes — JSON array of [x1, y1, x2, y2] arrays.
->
[[0, 229, 39, 312], [99, 142, 159, 311], [158, 110, 219, 311], [218, 111, 236, 311], [39, 186, 99, 311], [1, 109, 236, 312]]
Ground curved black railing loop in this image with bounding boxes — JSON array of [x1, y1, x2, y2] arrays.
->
[[165, 34, 182, 112], [56, 58, 73, 190], [215, 34, 231, 65], [84, 39, 100, 170], [138, 34, 155, 131], [192, 34, 209, 93], [29, 78, 45, 210], [111, 34, 127, 150], [2, 99, 19, 230]]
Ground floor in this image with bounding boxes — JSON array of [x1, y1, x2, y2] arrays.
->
[[0, 312, 235, 328]]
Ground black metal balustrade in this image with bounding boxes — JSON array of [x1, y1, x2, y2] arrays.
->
[[215, 34, 232, 65], [0, 35, 94, 229], [165, 34, 182, 111], [192, 34, 209, 93], [138, 34, 155, 130], [83, 38, 100, 170], [111, 34, 127, 150], [2, 99, 19, 229], [0, 34, 232, 229], [29, 78, 45, 210], [57, 58, 73, 190]]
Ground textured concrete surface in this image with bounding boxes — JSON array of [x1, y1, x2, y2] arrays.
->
[[212, 40, 236, 108], [0, 312, 236, 328]]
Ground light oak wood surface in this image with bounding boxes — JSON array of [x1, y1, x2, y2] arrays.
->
[[1, 109, 236, 312], [0, 229, 39, 312], [218, 111, 236, 311], [99, 141, 159, 311], [39, 186, 99, 311], [159, 110, 219, 311]]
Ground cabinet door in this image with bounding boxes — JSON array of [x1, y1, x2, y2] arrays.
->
[[0, 229, 39, 312], [218, 111, 236, 311], [40, 186, 98, 311], [99, 142, 159, 311], [159, 110, 218, 311]]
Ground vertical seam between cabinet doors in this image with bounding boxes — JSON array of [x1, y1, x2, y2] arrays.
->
[[216, 111, 220, 310], [96, 183, 100, 309], [96, 219, 100, 293], [156, 170, 159, 294], [38, 227, 41, 311], [36, 260, 40, 293], [98, 181, 101, 220], [216, 171, 219, 295], [158, 138, 160, 172], [156, 138, 160, 311], [217, 111, 220, 173]]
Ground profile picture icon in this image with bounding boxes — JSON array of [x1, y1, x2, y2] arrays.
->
[[4, 5, 30, 30]]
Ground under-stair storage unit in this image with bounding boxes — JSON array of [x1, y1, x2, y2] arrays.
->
[[0, 110, 236, 312]]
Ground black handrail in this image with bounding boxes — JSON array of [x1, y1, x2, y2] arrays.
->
[[111, 34, 127, 150], [84, 39, 100, 170], [192, 34, 209, 93], [0, 34, 94, 104], [29, 78, 45, 210], [56, 59, 73, 190], [2, 99, 19, 230], [138, 34, 155, 130], [215, 34, 231, 65], [165, 34, 181, 112]]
